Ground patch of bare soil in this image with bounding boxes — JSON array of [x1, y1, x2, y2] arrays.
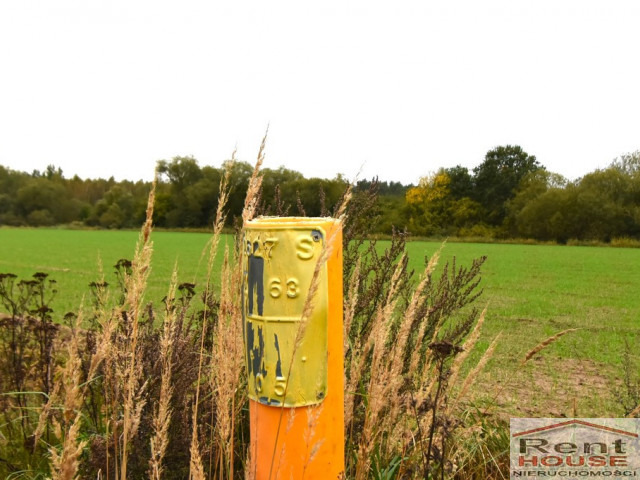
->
[[471, 357, 622, 420]]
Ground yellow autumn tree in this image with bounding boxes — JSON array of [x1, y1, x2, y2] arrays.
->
[[406, 169, 452, 235]]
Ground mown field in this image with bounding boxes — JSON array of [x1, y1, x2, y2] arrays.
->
[[1, 227, 638, 418]]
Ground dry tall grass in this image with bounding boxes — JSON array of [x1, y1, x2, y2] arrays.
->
[[119, 175, 157, 480], [30, 175, 158, 480], [189, 155, 237, 480], [148, 268, 178, 480], [47, 313, 87, 480], [341, 181, 499, 479], [345, 247, 493, 479]]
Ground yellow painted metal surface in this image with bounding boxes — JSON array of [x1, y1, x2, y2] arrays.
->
[[242, 217, 329, 407]]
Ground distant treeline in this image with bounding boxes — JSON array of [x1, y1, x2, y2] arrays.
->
[[1, 146, 640, 243]]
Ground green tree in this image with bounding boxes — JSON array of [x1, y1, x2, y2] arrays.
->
[[0, 166, 30, 225], [376, 195, 409, 233], [575, 168, 637, 240], [89, 185, 137, 228], [513, 187, 576, 242], [261, 166, 305, 214], [225, 161, 254, 223], [444, 165, 474, 199], [16, 178, 77, 225], [157, 156, 203, 193], [507, 170, 567, 237], [473, 145, 543, 227], [157, 156, 208, 227], [448, 197, 483, 233], [44, 164, 64, 180], [513, 167, 640, 242], [611, 150, 640, 176], [286, 176, 348, 217]]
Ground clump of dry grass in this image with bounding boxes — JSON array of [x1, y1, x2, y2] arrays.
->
[[353, 256, 407, 480], [41, 174, 161, 480], [148, 268, 178, 480], [210, 245, 244, 479], [116, 175, 157, 480], [341, 181, 492, 479], [47, 313, 86, 480], [343, 258, 361, 358], [39, 302, 112, 480], [189, 156, 235, 480]]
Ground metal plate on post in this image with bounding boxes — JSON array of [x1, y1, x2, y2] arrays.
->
[[242, 220, 329, 407]]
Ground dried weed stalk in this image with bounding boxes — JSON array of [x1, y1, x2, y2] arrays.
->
[[521, 328, 579, 365]]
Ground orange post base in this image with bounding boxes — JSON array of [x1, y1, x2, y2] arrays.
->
[[249, 393, 344, 479]]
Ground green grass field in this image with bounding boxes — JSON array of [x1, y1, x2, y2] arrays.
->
[[0, 228, 232, 314], [1, 227, 638, 417], [404, 241, 640, 418]]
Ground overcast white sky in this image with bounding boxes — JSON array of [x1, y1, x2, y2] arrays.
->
[[1, 1, 639, 185]]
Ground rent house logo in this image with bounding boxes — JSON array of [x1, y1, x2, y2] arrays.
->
[[510, 418, 640, 478]]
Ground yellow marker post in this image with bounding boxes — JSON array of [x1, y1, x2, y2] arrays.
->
[[242, 217, 344, 480]]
